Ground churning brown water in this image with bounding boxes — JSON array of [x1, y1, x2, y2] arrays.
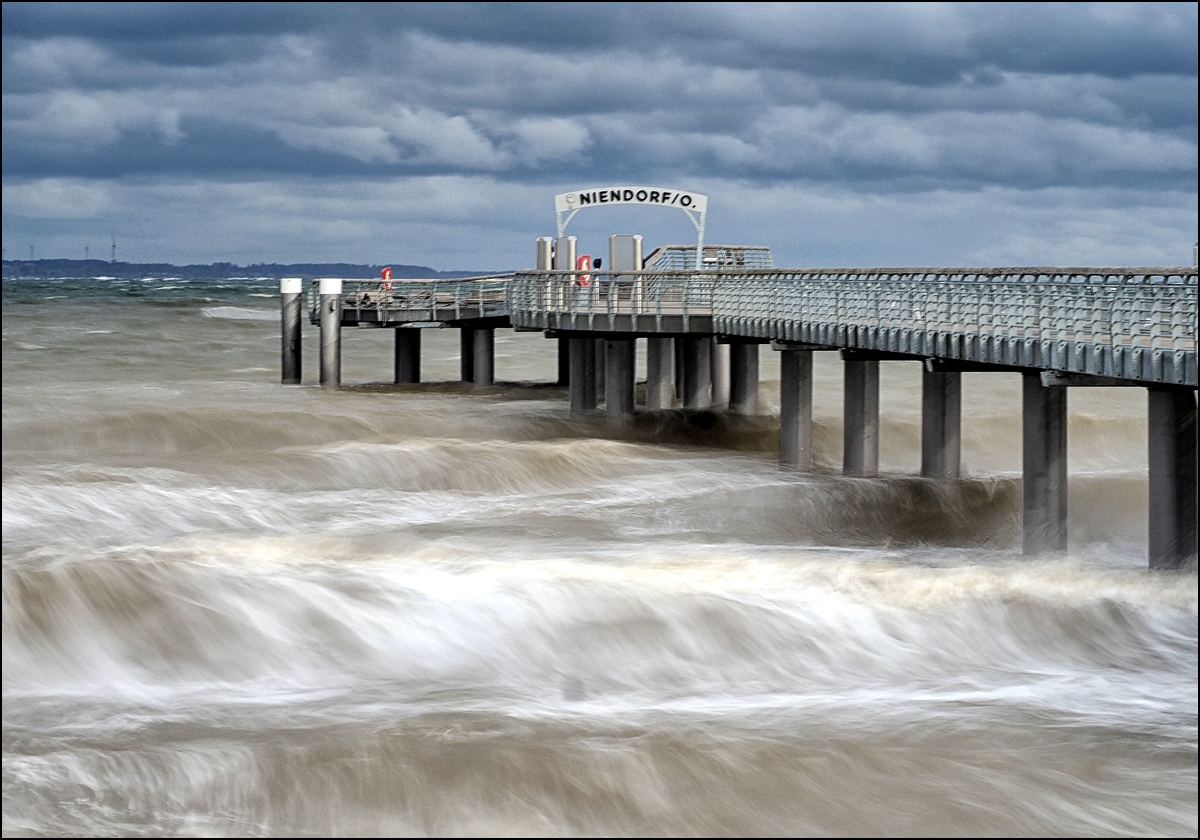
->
[[2, 278, 1195, 836]]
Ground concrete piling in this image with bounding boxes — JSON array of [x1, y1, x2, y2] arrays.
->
[[1148, 387, 1198, 569], [318, 277, 341, 388], [779, 349, 814, 469], [843, 359, 879, 476], [394, 328, 421, 384], [921, 367, 961, 478], [569, 336, 597, 416], [729, 341, 759, 415], [605, 338, 636, 419], [681, 336, 712, 409], [280, 277, 302, 384], [473, 327, 495, 386], [1022, 372, 1068, 553], [460, 327, 475, 383], [711, 341, 731, 410], [646, 337, 674, 409]]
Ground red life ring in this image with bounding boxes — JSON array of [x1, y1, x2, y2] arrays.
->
[[576, 254, 591, 286], [381, 266, 393, 281], [381, 266, 393, 293]]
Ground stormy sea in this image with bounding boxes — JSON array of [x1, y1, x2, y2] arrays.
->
[[3, 276, 1195, 836]]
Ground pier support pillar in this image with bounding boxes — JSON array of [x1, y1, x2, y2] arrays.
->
[[674, 338, 685, 400], [280, 277, 302, 384], [646, 337, 674, 410], [557, 337, 569, 386], [711, 341, 731, 410], [595, 339, 607, 404], [318, 278, 342, 388], [394, 327, 421, 384], [569, 336, 597, 416], [1148, 387, 1198, 569], [681, 336, 713, 409], [729, 341, 759, 415], [843, 359, 879, 476], [606, 338, 636, 419], [1022, 372, 1068, 554], [460, 327, 475, 383], [473, 327, 494, 387], [780, 349, 814, 469], [921, 367, 961, 478]]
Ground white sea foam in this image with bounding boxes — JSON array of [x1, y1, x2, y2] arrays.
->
[[200, 305, 277, 321]]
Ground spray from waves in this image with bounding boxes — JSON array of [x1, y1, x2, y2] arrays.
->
[[4, 547, 1194, 706], [201, 306, 277, 321], [4, 708, 1194, 837]]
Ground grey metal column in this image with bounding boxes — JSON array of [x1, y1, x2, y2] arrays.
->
[[557, 338, 569, 385], [595, 338, 607, 404], [539, 237, 568, 387], [318, 277, 341, 388], [646, 337, 674, 409], [711, 340, 731, 410], [1022, 372, 1068, 553], [394, 327, 420, 384], [554, 236, 576, 272], [729, 341, 759, 415], [605, 338, 636, 419], [473, 327, 494, 387], [280, 277, 302, 384], [843, 359, 879, 476], [780, 349, 813, 469], [674, 338, 685, 400], [569, 336, 597, 416], [1148, 387, 1198, 569], [681, 336, 712, 409], [921, 367, 961, 478], [459, 327, 475, 382]]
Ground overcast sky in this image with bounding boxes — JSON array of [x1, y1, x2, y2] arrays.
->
[[3, 2, 1196, 271]]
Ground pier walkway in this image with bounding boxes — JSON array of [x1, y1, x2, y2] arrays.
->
[[283, 262, 1197, 570]]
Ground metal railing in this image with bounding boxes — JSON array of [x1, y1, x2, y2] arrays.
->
[[507, 270, 717, 331], [308, 276, 512, 323], [509, 267, 1197, 386]]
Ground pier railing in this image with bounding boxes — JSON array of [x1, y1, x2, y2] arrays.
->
[[510, 267, 1197, 386], [712, 268, 1196, 386], [507, 270, 717, 332], [308, 276, 512, 324]]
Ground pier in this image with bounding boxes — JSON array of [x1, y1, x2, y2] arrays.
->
[[282, 230, 1196, 571]]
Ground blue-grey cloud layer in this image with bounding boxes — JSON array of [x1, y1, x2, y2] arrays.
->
[[3, 2, 1196, 267]]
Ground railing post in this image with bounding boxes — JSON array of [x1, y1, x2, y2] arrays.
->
[[280, 277, 302, 384], [318, 278, 341, 388], [1022, 372, 1068, 553], [1148, 387, 1198, 569]]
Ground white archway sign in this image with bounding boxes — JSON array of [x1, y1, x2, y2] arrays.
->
[[555, 186, 708, 269]]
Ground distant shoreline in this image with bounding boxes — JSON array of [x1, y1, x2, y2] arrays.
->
[[1, 259, 495, 281]]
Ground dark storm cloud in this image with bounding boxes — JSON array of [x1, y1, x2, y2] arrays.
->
[[3, 2, 1196, 267]]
